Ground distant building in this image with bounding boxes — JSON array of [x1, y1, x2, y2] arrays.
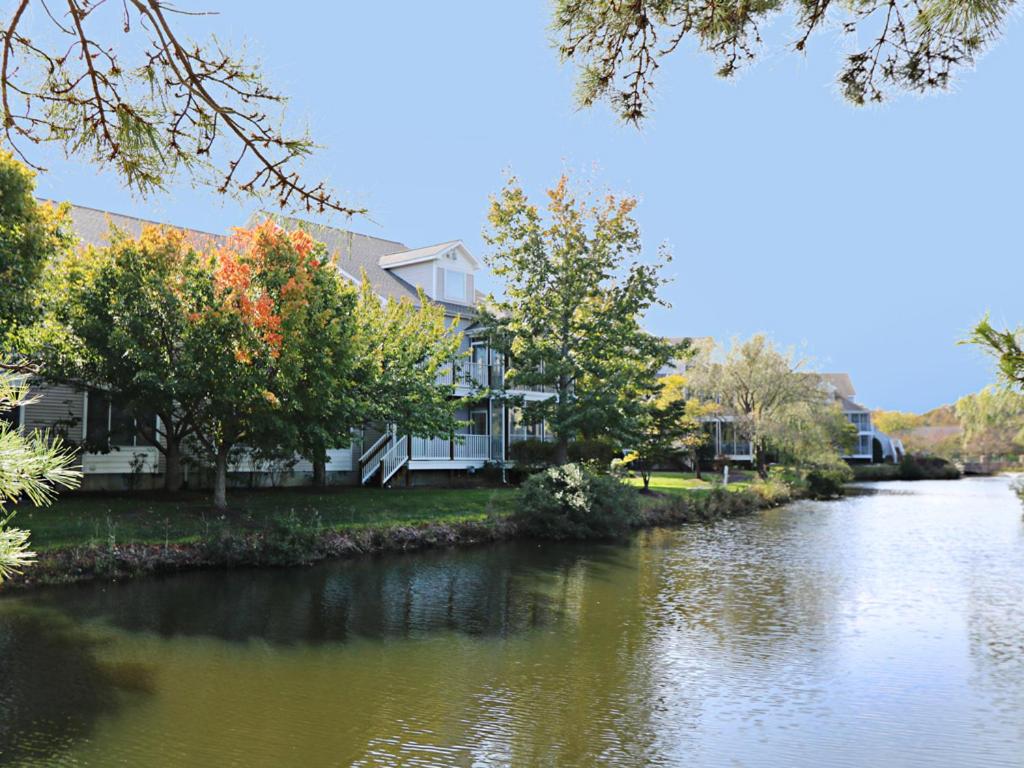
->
[[820, 373, 904, 463]]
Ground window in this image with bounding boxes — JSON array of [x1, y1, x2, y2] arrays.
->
[[442, 268, 467, 302], [510, 407, 538, 437], [86, 390, 157, 449], [469, 408, 489, 435]]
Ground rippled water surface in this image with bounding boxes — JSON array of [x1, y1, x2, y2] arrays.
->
[[2, 477, 1023, 767]]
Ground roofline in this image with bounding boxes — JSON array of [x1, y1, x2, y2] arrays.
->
[[41, 199, 224, 240]]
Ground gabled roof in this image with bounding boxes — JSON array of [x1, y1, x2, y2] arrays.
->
[[52, 203, 478, 318], [51, 202, 225, 251], [378, 240, 475, 269], [820, 372, 856, 400], [260, 214, 476, 316]]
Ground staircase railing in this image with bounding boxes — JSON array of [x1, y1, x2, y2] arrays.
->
[[359, 431, 394, 485], [379, 435, 409, 486]]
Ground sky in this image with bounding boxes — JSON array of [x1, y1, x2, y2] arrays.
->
[[26, 2, 1023, 413]]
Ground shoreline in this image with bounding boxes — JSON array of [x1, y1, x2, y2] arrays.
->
[[1, 486, 786, 592]]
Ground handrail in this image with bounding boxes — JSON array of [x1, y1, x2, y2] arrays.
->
[[379, 435, 409, 486], [360, 432, 395, 485], [359, 431, 391, 465]]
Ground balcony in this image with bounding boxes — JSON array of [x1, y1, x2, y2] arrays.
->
[[410, 433, 491, 460], [435, 361, 489, 388]]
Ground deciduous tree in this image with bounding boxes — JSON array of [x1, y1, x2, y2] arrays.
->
[[688, 334, 837, 477], [0, 151, 73, 340], [481, 173, 676, 464], [352, 279, 464, 441], [955, 386, 1024, 459], [625, 372, 711, 490]]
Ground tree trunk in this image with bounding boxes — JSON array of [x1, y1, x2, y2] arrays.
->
[[213, 444, 230, 511], [555, 435, 569, 466], [755, 440, 769, 480], [311, 444, 327, 487], [693, 451, 702, 480], [164, 438, 184, 492]]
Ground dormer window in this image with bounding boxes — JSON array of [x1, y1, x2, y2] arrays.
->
[[442, 268, 467, 302]]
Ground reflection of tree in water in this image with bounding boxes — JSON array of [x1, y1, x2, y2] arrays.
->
[[0, 605, 153, 766], [36, 541, 623, 646]]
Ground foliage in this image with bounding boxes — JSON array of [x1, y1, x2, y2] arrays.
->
[[567, 436, 621, 467], [481, 173, 677, 463], [872, 410, 924, 435], [0, 152, 73, 340], [955, 386, 1024, 459], [851, 455, 960, 481], [515, 463, 639, 539], [508, 438, 560, 472], [0, 365, 80, 581], [1013, 476, 1023, 506], [967, 317, 1024, 391], [551, 0, 1011, 122], [352, 279, 464, 440], [804, 464, 854, 499], [0, 2, 360, 216], [688, 335, 843, 477], [624, 372, 710, 489], [28, 220, 366, 508]]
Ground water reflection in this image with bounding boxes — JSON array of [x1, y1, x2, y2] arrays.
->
[[34, 541, 627, 645], [0, 478, 1021, 767], [0, 606, 153, 766]]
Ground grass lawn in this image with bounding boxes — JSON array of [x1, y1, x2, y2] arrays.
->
[[624, 471, 752, 496], [13, 486, 519, 553]]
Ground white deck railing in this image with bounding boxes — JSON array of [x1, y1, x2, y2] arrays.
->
[[410, 434, 491, 460], [454, 434, 490, 459], [379, 435, 409, 486]]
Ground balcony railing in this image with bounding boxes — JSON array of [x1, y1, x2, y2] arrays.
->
[[508, 433, 555, 444], [410, 433, 491, 460], [433, 359, 556, 394]]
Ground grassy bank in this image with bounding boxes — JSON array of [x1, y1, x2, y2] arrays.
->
[[3, 472, 785, 590]]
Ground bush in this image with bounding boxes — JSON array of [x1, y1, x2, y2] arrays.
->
[[851, 455, 961, 481], [514, 463, 639, 540], [747, 477, 794, 506], [567, 437, 620, 467], [805, 464, 854, 499], [508, 438, 558, 470]]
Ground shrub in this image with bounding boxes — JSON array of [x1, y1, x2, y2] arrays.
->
[[567, 437, 620, 467], [748, 477, 794, 506], [805, 464, 854, 499], [508, 438, 558, 470], [515, 463, 639, 540], [851, 455, 960, 481]]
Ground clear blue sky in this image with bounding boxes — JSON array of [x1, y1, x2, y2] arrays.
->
[[31, 2, 1022, 412]]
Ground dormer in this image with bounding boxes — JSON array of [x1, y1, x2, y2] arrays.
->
[[378, 240, 479, 306]]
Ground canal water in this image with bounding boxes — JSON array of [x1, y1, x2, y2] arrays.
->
[[1, 477, 1023, 767]]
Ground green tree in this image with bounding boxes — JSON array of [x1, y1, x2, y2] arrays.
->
[[0, 151, 73, 340], [0, 1, 360, 216], [29, 225, 223, 493], [955, 386, 1024, 459], [264, 233, 362, 487], [552, 0, 1011, 121], [352, 279, 464, 441], [481, 174, 676, 464], [689, 334, 836, 478], [625, 373, 711, 490]]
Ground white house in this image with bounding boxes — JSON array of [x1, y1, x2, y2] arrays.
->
[[15, 204, 555, 490]]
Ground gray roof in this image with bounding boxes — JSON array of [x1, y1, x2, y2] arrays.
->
[[50, 202, 476, 318], [54, 202, 225, 251], [256, 213, 476, 317], [820, 372, 856, 399]]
